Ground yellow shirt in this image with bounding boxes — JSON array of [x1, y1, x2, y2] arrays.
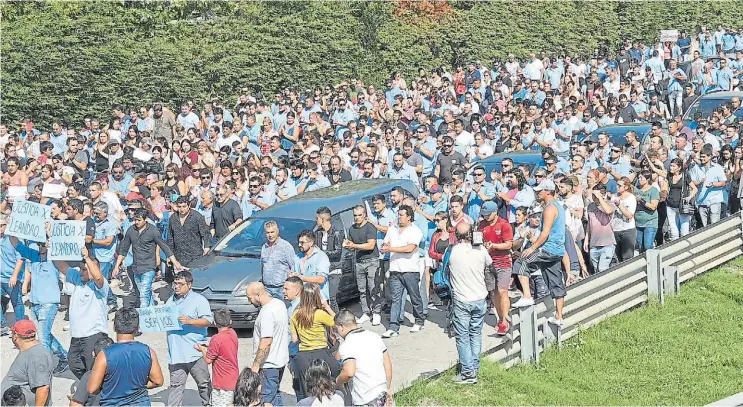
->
[[290, 309, 335, 352]]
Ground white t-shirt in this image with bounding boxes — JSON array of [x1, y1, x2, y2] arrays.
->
[[448, 243, 491, 302], [216, 134, 241, 151], [385, 224, 423, 273], [177, 112, 201, 130], [455, 131, 475, 156], [253, 298, 289, 369], [612, 194, 637, 231], [338, 329, 388, 405]]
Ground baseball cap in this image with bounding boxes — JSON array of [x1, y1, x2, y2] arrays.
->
[[480, 201, 498, 217], [428, 184, 443, 194], [11, 319, 36, 338], [528, 205, 544, 217], [533, 179, 556, 192], [583, 135, 599, 144]]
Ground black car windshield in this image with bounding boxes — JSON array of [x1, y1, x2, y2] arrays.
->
[[213, 217, 316, 257], [686, 98, 727, 121]]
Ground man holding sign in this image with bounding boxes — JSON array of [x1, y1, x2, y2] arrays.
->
[[56, 246, 110, 380], [165, 271, 214, 406]]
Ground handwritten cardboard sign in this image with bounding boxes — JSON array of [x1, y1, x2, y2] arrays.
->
[[48, 220, 86, 261], [6, 200, 50, 242], [138, 303, 182, 332]]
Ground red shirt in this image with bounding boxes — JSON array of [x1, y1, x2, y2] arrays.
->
[[206, 328, 239, 390], [479, 216, 514, 269]]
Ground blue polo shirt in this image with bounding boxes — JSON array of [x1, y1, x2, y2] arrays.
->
[[0, 235, 22, 283], [303, 176, 331, 192], [240, 192, 277, 219], [423, 197, 448, 241], [166, 290, 214, 364], [387, 164, 419, 186], [415, 137, 438, 176], [16, 242, 60, 305], [108, 174, 134, 199], [294, 248, 330, 299], [65, 268, 109, 338], [93, 218, 118, 263]]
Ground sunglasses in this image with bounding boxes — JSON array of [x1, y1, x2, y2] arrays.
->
[[200, 176, 211, 180], [474, 173, 485, 176], [249, 184, 261, 188]]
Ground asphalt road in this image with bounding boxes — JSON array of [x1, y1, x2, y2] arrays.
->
[[1, 280, 506, 406]]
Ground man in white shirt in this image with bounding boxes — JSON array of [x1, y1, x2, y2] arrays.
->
[[176, 103, 201, 130], [380, 205, 425, 338], [448, 222, 492, 384], [247, 282, 289, 406], [335, 310, 393, 406]]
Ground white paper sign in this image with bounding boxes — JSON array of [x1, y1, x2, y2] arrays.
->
[[41, 183, 66, 199], [660, 30, 679, 43], [7, 186, 27, 202]]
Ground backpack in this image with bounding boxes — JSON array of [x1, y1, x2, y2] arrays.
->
[[432, 247, 452, 300]]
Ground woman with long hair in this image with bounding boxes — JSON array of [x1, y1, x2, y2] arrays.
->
[[296, 359, 345, 407], [634, 170, 660, 253], [163, 163, 187, 198], [666, 158, 697, 240], [290, 283, 339, 392], [233, 368, 262, 406], [279, 112, 300, 151], [426, 211, 457, 306], [612, 177, 638, 262]]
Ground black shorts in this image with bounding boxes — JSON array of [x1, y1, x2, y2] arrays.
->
[[518, 248, 566, 298]]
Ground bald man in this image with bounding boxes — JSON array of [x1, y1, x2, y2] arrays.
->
[[246, 282, 289, 406]]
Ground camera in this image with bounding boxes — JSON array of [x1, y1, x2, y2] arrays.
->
[[472, 231, 484, 246]]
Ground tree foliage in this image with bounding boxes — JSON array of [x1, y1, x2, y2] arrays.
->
[[2, 0, 742, 128]]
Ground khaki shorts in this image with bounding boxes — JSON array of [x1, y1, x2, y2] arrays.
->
[[485, 267, 512, 291]]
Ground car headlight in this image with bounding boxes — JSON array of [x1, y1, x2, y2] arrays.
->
[[232, 279, 251, 297]]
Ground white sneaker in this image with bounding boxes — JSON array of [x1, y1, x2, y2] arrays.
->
[[63, 324, 70, 331], [372, 314, 381, 326], [512, 297, 535, 308], [409, 324, 423, 332], [547, 316, 564, 327], [381, 330, 399, 338], [356, 314, 371, 324]]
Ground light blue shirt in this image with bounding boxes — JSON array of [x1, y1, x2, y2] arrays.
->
[[16, 242, 60, 305], [668, 68, 687, 92], [0, 236, 21, 283], [275, 181, 297, 201], [701, 39, 716, 58], [294, 248, 330, 299], [93, 218, 118, 263], [415, 137, 438, 176], [303, 176, 331, 193], [50, 133, 68, 155], [716, 67, 734, 91], [387, 164, 419, 186], [166, 290, 214, 364], [606, 155, 631, 178], [240, 191, 277, 219], [467, 182, 496, 221], [370, 208, 396, 260], [108, 174, 134, 198], [691, 163, 727, 205], [65, 268, 109, 338], [423, 197, 448, 242]]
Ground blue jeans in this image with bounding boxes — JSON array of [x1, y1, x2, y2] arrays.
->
[[31, 303, 67, 361], [636, 227, 657, 253], [265, 285, 284, 301], [388, 272, 425, 332], [133, 270, 156, 308], [453, 299, 487, 378], [1, 282, 24, 328], [590, 245, 616, 273], [260, 367, 284, 406], [99, 261, 118, 306]]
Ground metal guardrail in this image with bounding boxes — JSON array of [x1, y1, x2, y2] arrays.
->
[[486, 211, 743, 366]]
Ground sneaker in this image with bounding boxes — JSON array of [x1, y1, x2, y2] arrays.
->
[[380, 330, 399, 338], [547, 316, 564, 327], [452, 374, 477, 385], [0, 327, 8, 337], [356, 314, 371, 324], [427, 303, 440, 310], [409, 324, 423, 333], [53, 359, 69, 374], [63, 324, 70, 331], [371, 314, 381, 326], [512, 297, 535, 308], [496, 320, 510, 336]]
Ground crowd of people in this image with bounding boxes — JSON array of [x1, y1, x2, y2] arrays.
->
[[2, 26, 743, 405]]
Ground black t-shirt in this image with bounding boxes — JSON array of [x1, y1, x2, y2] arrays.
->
[[348, 222, 378, 261], [84, 216, 96, 256], [436, 151, 466, 184]]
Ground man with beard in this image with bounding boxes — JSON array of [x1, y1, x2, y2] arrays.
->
[[327, 155, 352, 185]]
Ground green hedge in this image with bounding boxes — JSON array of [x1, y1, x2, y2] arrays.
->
[[2, 0, 742, 128]]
